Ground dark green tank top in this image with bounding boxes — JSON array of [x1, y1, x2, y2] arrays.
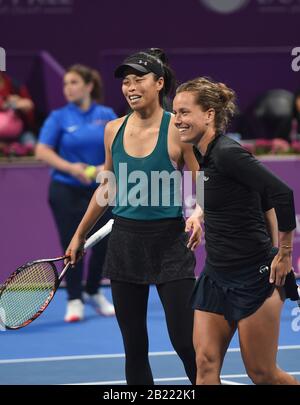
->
[[112, 111, 183, 220]]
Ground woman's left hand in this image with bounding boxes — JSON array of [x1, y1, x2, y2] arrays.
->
[[185, 216, 202, 251], [269, 250, 292, 286]]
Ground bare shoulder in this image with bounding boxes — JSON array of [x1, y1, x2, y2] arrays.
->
[[168, 113, 181, 146], [105, 116, 127, 150], [168, 113, 198, 171], [106, 116, 127, 135], [167, 113, 184, 167], [168, 113, 193, 150]]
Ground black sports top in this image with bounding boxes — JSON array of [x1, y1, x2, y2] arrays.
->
[[193, 134, 296, 270]]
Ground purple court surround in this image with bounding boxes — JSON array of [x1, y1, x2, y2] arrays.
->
[[0, 156, 299, 283]]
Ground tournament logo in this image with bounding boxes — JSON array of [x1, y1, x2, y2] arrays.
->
[[199, 0, 250, 14]]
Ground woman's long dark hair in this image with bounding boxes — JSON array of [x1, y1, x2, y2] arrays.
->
[[144, 48, 176, 109]]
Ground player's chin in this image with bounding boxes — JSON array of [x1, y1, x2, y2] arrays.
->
[[177, 128, 191, 142], [65, 95, 76, 103], [179, 133, 193, 144], [129, 103, 144, 112]]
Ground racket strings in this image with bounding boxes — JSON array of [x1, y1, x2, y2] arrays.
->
[[0, 262, 57, 328]]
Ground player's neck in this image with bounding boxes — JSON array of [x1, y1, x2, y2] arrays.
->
[[197, 128, 216, 156], [131, 105, 164, 128], [76, 97, 92, 112]]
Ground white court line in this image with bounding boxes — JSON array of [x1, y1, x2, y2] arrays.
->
[[66, 372, 300, 386], [66, 376, 246, 385], [0, 345, 299, 364], [220, 380, 246, 385], [0, 351, 175, 364], [213, 372, 300, 379], [68, 377, 189, 385]]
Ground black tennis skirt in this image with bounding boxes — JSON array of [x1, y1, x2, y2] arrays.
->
[[102, 215, 196, 284], [190, 247, 280, 323]]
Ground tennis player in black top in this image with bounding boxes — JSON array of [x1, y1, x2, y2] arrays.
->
[[173, 77, 299, 385]]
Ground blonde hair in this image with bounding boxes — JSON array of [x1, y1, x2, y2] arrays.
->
[[176, 77, 236, 132]]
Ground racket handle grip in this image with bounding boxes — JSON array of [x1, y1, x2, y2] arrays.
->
[[84, 219, 114, 250]]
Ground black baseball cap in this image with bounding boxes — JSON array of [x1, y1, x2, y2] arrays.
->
[[114, 52, 164, 78]]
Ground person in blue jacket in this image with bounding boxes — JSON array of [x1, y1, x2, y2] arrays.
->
[[36, 64, 116, 322]]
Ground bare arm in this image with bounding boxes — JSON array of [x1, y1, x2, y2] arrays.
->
[[65, 119, 122, 264], [263, 206, 294, 286], [180, 139, 203, 250], [72, 120, 115, 238], [6, 95, 34, 112], [270, 230, 294, 286], [35, 143, 91, 185], [36, 143, 74, 173], [182, 142, 203, 219]]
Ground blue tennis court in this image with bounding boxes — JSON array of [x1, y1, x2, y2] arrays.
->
[[0, 286, 299, 385]]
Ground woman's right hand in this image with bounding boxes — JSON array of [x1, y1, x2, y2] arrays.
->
[[269, 249, 292, 287], [69, 162, 92, 185], [65, 233, 86, 266]]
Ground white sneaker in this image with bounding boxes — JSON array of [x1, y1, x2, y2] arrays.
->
[[64, 299, 84, 323], [83, 291, 115, 317]]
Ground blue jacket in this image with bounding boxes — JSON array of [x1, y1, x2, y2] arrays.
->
[[38, 102, 117, 187]]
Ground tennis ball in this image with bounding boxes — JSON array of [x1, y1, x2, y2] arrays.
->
[[84, 165, 97, 180]]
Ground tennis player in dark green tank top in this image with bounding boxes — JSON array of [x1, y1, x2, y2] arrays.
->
[[112, 110, 182, 220], [65, 48, 203, 385]]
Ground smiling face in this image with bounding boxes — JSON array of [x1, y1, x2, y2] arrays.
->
[[121, 70, 164, 111], [63, 71, 93, 104], [173, 91, 215, 145]]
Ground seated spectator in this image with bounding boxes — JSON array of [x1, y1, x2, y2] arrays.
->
[[237, 89, 294, 141], [0, 72, 36, 148]]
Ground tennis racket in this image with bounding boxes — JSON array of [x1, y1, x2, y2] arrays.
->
[[0, 219, 114, 330]]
